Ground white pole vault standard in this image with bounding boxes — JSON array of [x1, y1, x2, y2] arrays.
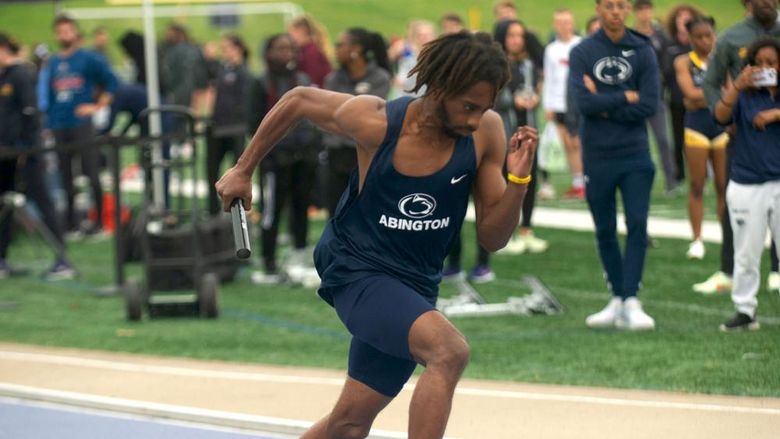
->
[[142, 0, 165, 208]]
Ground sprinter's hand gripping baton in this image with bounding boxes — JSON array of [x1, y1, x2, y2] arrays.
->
[[231, 199, 251, 259]]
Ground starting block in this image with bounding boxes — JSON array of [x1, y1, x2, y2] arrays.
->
[[438, 275, 562, 318]]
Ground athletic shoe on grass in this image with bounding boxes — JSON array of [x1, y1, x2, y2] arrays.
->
[[499, 235, 526, 254], [44, 260, 77, 281], [616, 297, 655, 331], [468, 265, 495, 284], [686, 239, 705, 260], [562, 186, 585, 200], [441, 265, 465, 282], [693, 271, 732, 295], [251, 271, 282, 285], [519, 232, 549, 253], [719, 312, 760, 332], [537, 182, 556, 200], [0, 259, 9, 279], [768, 271, 780, 294], [586, 297, 623, 328]]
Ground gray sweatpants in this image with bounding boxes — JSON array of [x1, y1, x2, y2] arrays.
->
[[727, 180, 780, 317]]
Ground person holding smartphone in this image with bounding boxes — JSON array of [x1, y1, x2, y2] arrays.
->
[[698, 0, 780, 295], [714, 36, 780, 331]]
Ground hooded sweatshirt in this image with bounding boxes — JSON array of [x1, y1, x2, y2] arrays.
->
[[569, 28, 659, 160]]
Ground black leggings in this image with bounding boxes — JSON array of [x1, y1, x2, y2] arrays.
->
[[670, 102, 686, 182], [54, 124, 103, 231], [0, 156, 65, 260], [520, 152, 539, 229], [447, 226, 490, 269], [259, 158, 317, 272]]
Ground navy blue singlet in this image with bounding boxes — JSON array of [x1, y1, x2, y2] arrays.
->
[[314, 96, 478, 303]]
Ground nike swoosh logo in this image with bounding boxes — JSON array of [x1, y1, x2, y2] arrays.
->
[[621, 50, 635, 57], [451, 174, 468, 184]]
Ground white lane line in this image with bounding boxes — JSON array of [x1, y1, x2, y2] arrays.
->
[[0, 350, 346, 386], [454, 387, 780, 416], [1, 350, 778, 415]]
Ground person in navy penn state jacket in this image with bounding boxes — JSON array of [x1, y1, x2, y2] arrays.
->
[[569, 0, 660, 331], [217, 31, 538, 439]]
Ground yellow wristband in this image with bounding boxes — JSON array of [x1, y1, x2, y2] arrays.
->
[[507, 173, 532, 185]]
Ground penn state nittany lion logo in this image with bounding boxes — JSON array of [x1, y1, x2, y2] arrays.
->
[[398, 193, 437, 219], [593, 57, 633, 85], [380, 193, 449, 231]]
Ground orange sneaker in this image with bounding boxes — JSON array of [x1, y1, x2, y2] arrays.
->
[[562, 186, 585, 200]]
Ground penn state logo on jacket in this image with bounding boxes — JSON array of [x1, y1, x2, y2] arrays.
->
[[593, 55, 633, 85]]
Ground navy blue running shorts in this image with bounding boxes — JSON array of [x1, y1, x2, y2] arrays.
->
[[329, 274, 437, 397]]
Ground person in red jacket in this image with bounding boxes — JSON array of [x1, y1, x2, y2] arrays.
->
[[287, 15, 333, 88]]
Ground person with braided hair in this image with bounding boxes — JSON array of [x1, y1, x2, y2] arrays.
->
[[217, 31, 538, 439], [323, 27, 392, 217]]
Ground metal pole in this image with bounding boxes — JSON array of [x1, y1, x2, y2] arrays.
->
[[112, 140, 125, 287], [143, 0, 165, 209]]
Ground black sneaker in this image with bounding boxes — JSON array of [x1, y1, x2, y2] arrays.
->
[[43, 260, 77, 281], [84, 225, 110, 241], [719, 312, 760, 332], [0, 259, 9, 279]]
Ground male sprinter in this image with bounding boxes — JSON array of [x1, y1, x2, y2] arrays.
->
[[217, 32, 538, 439]]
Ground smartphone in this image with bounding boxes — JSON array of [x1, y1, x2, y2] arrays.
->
[[752, 68, 778, 87]]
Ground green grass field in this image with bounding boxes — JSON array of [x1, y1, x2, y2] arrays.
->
[[1, 220, 778, 397]]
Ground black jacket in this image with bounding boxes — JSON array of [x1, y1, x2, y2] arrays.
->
[[211, 62, 251, 137], [248, 71, 319, 164], [0, 63, 39, 148]]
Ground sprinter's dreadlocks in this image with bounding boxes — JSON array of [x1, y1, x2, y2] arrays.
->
[[408, 31, 510, 101]]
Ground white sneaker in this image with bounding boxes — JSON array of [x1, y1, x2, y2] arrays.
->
[[251, 271, 281, 285], [686, 239, 705, 260], [520, 232, 549, 253], [499, 235, 526, 255], [538, 182, 556, 200], [586, 297, 623, 328], [616, 297, 656, 331], [692, 271, 732, 295], [287, 265, 320, 287], [767, 271, 780, 294], [285, 248, 312, 270]]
